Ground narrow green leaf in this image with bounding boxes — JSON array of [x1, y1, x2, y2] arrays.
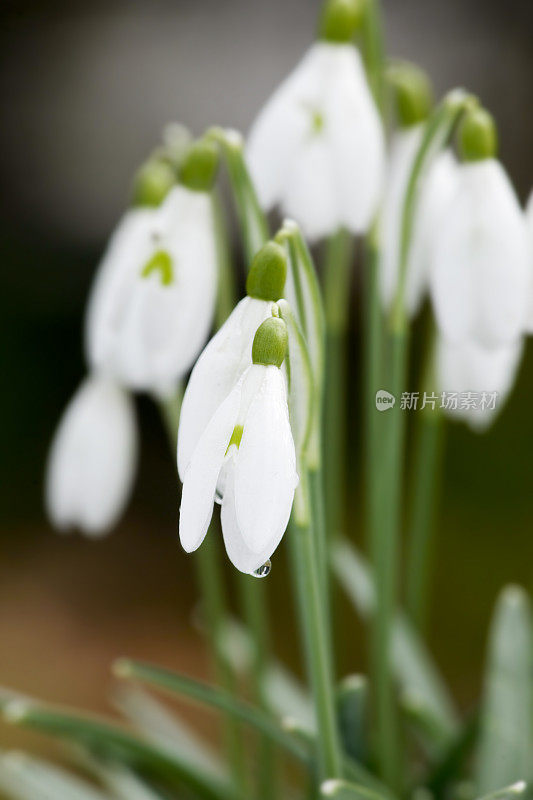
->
[[1, 699, 232, 800], [476, 586, 533, 793], [112, 683, 224, 778], [113, 659, 307, 763], [320, 778, 390, 800], [0, 752, 112, 800], [337, 676, 368, 764], [332, 540, 458, 744], [85, 758, 164, 800], [476, 782, 530, 800], [424, 710, 479, 797]]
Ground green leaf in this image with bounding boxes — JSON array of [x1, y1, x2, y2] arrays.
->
[[475, 782, 531, 800], [337, 676, 368, 765], [1, 699, 233, 800], [0, 752, 113, 800], [320, 778, 390, 800], [112, 683, 224, 778], [424, 710, 479, 797], [476, 586, 533, 793], [332, 540, 458, 745], [113, 659, 308, 763], [84, 758, 164, 800]]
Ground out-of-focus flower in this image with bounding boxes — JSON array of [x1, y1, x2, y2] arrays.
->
[[436, 337, 523, 430], [86, 140, 219, 398], [378, 64, 458, 315], [177, 242, 287, 478], [524, 190, 533, 333], [246, 0, 384, 241], [179, 316, 298, 574], [45, 375, 137, 535], [430, 110, 529, 349]]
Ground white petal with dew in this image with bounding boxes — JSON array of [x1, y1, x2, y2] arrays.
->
[[234, 367, 298, 553]]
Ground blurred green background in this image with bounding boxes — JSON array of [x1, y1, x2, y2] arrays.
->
[[1, 0, 532, 754]]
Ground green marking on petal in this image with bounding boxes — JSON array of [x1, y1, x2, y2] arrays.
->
[[141, 249, 174, 286], [225, 425, 244, 455], [311, 108, 325, 135]]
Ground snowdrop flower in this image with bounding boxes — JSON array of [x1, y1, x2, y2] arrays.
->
[[246, 0, 385, 242], [379, 64, 459, 315], [177, 241, 287, 478], [436, 337, 523, 430], [179, 315, 298, 575], [430, 109, 530, 349], [86, 140, 219, 398], [46, 374, 137, 535]]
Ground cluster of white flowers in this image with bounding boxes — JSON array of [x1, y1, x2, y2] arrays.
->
[[45, 0, 533, 565]]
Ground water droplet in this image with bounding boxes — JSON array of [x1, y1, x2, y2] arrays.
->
[[252, 560, 271, 578]]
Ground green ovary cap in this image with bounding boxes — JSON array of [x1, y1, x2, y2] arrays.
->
[[132, 158, 176, 208], [318, 0, 364, 43], [459, 107, 498, 161], [179, 138, 220, 191], [246, 242, 287, 302], [387, 62, 433, 127], [252, 317, 288, 368]]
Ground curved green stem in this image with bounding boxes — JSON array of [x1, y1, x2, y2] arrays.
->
[[405, 328, 445, 632]]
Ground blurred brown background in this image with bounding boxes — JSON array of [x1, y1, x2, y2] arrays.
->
[[1, 0, 533, 754]]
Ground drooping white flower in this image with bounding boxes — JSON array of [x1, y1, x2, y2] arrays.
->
[[430, 111, 529, 349], [86, 141, 219, 398], [46, 374, 137, 535], [379, 126, 458, 316], [177, 242, 287, 479], [247, 40, 385, 242], [436, 337, 523, 430], [179, 317, 298, 574]]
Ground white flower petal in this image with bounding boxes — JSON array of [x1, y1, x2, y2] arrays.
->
[[234, 367, 297, 553], [436, 337, 523, 430], [246, 45, 323, 211], [179, 379, 242, 552], [221, 464, 285, 574], [45, 375, 137, 536], [325, 44, 385, 234], [430, 160, 529, 347], [177, 296, 271, 479]]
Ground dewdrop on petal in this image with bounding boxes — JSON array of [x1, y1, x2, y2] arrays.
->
[[179, 314, 298, 575], [246, 0, 385, 241], [177, 241, 288, 479], [86, 139, 219, 398], [45, 374, 137, 535], [430, 109, 530, 348]]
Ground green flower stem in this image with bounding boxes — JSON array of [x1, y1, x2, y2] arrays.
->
[[361, 0, 386, 111], [290, 475, 343, 781], [209, 125, 275, 797], [208, 127, 269, 263], [405, 329, 444, 632], [372, 90, 477, 787], [323, 228, 355, 544], [158, 393, 247, 798], [212, 191, 237, 327]]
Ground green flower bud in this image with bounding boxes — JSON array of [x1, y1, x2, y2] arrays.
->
[[179, 139, 220, 192], [252, 317, 288, 368], [318, 0, 364, 44], [458, 107, 498, 161], [246, 242, 287, 302], [131, 158, 176, 208], [387, 61, 434, 128]]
